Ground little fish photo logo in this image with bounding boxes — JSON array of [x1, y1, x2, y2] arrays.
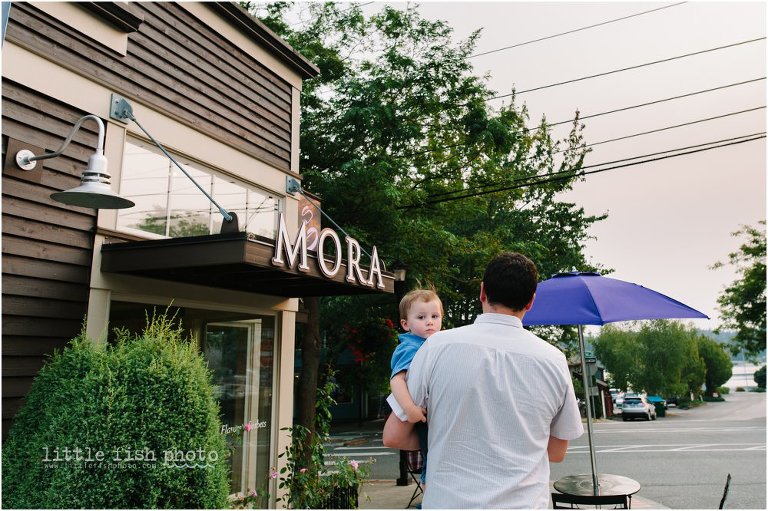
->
[[41, 446, 219, 470]]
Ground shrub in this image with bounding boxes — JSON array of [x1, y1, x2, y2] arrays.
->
[[736, 386, 746, 392], [1, 312, 229, 508], [754, 365, 766, 389], [716, 386, 731, 395]]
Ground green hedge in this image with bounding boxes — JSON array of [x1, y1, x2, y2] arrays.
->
[[2, 313, 229, 508]]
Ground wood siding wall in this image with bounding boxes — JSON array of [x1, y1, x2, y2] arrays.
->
[[5, 1, 294, 173], [2, 2, 297, 439], [2, 80, 98, 440]]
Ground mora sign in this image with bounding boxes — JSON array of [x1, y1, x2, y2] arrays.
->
[[271, 213, 385, 289]]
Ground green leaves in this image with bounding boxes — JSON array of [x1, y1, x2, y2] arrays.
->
[[1, 312, 229, 509], [594, 321, 733, 398], [713, 221, 766, 359]]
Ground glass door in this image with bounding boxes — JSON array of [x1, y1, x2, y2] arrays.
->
[[204, 319, 275, 497]]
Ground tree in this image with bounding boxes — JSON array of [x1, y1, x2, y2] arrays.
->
[[633, 321, 698, 397], [696, 335, 733, 396], [713, 221, 766, 359], [245, 1, 603, 461], [593, 325, 639, 391], [594, 321, 706, 398]]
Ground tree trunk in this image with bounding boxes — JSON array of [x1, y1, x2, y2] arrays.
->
[[296, 296, 321, 465]]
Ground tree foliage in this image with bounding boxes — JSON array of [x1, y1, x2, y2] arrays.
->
[[249, 1, 603, 319], [696, 335, 733, 395], [713, 221, 766, 359], [593, 321, 732, 398]]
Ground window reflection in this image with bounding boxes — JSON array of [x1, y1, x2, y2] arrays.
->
[[117, 139, 280, 239]]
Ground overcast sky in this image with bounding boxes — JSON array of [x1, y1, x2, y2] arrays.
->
[[352, 1, 765, 331]]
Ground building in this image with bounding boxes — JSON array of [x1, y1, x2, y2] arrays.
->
[[2, 1, 392, 502]]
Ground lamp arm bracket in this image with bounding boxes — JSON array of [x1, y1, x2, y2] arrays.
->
[[110, 95, 234, 224], [17, 115, 105, 168]]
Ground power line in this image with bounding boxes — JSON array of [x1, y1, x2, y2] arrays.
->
[[399, 78, 764, 159], [470, 2, 687, 58], [546, 77, 766, 128], [555, 106, 766, 153], [422, 132, 765, 201], [581, 132, 765, 168], [400, 133, 765, 208], [488, 37, 766, 100]]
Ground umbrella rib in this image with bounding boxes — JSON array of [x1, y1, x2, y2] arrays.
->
[[581, 276, 607, 325]]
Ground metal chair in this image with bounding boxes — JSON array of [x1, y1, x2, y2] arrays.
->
[[404, 449, 423, 508], [718, 473, 732, 509], [552, 492, 630, 509]]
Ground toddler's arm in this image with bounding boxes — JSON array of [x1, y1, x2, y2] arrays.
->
[[391, 371, 426, 423]]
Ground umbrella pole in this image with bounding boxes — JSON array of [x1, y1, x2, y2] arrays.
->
[[578, 324, 599, 495]]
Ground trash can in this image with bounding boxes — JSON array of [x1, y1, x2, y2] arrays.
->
[[654, 403, 666, 417]]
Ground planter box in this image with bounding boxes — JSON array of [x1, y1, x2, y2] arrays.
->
[[321, 485, 359, 509]]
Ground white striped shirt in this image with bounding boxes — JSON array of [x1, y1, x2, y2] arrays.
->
[[404, 313, 584, 509]]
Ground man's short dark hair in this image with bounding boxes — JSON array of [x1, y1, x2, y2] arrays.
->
[[483, 252, 538, 311]]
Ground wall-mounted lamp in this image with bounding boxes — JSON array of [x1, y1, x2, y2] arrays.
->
[[109, 94, 237, 231], [15, 114, 135, 209], [16, 94, 238, 232]]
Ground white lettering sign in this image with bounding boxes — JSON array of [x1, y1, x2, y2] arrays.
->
[[271, 214, 309, 272], [270, 213, 386, 289], [317, 228, 342, 278]]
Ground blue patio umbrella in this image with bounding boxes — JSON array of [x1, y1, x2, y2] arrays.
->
[[523, 271, 708, 494]]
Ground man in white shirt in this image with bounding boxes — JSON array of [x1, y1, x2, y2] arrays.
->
[[383, 252, 584, 508]]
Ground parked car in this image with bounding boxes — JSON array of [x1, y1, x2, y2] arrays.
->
[[621, 395, 656, 421], [646, 395, 667, 409]]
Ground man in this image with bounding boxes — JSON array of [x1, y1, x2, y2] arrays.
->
[[383, 252, 583, 508]]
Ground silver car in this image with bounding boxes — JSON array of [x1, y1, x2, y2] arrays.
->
[[621, 395, 656, 421]]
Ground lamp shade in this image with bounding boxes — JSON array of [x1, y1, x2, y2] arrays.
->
[[51, 181, 135, 209], [49, 153, 134, 209]]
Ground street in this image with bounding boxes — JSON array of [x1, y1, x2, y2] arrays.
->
[[327, 391, 765, 508]]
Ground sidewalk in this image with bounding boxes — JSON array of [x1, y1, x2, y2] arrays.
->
[[358, 479, 668, 509]]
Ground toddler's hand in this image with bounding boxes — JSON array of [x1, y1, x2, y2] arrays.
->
[[405, 405, 427, 423]]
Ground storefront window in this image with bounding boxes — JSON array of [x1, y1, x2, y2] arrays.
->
[[117, 139, 280, 239]]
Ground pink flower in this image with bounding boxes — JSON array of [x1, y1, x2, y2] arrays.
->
[[249, 490, 257, 497], [350, 460, 359, 470], [299, 468, 308, 473], [245, 422, 252, 432], [270, 470, 278, 479]]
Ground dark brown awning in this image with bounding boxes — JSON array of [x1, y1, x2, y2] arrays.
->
[[101, 232, 394, 297]]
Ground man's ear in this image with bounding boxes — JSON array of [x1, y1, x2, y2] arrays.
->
[[523, 293, 536, 312], [479, 282, 487, 304]]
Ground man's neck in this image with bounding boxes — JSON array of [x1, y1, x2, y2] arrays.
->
[[481, 302, 526, 320]]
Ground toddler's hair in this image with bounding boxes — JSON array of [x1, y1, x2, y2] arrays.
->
[[399, 289, 443, 321]]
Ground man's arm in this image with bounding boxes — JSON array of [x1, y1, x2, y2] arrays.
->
[[382, 411, 420, 450], [547, 436, 569, 462], [391, 372, 426, 423]]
